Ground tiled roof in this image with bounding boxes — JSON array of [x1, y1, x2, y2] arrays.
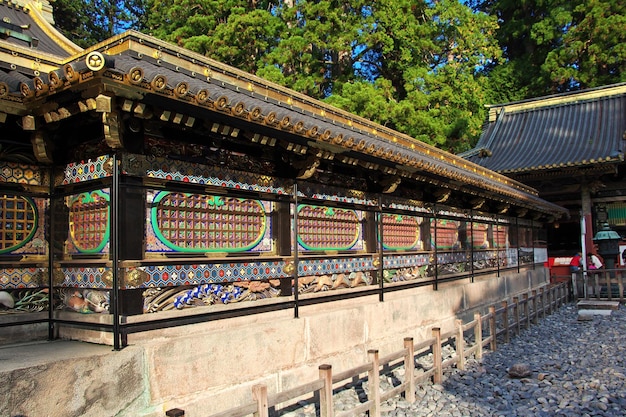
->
[[462, 84, 626, 174], [0, 25, 569, 219], [0, 0, 81, 58]]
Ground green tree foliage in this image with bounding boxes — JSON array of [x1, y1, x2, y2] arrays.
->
[[143, 0, 500, 150], [326, 0, 500, 151], [144, 1, 284, 74], [51, 0, 624, 151], [53, 0, 147, 48], [474, 0, 626, 98], [540, 0, 626, 89]]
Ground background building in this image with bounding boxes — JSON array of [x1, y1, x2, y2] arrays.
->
[[462, 84, 626, 259]]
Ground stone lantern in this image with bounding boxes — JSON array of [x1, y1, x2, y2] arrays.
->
[[593, 223, 621, 270]]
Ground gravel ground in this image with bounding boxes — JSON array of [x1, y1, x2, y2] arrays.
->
[[284, 302, 626, 417]]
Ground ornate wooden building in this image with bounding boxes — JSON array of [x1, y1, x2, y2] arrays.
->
[[0, 0, 566, 348], [462, 84, 626, 258]]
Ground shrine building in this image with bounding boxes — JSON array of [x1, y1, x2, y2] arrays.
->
[[462, 84, 626, 265], [0, 1, 571, 416]]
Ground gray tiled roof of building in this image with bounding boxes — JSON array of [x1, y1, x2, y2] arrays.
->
[[462, 84, 626, 174], [0, 0, 80, 58]]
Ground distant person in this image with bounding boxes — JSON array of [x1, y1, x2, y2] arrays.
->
[[587, 252, 603, 270], [569, 252, 582, 272]]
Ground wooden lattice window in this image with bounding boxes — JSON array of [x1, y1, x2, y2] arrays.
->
[[381, 214, 422, 250], [151, 193, 267, 252], [432, 219, 460, 250], [297, 205, 360, 251], [493, 226, 509, 248], [0, 194, 37, 254], [470, 223, 489, 249], [68, 190, 110, 253]]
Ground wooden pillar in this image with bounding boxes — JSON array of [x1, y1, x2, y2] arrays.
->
[[319, 364, 334, 417], [252, 384, 269, 417], [513, 296, 520, 336], [532, 290, 538, 324], [502, 301, 509, 343], [368, 349, 381, 417], [474, 313, 483, 359], [432, 328, 443, 384], [456, 320, 465, 371], [523, 293, 530, 328], [404, 337, 416, 403], [488, 306, 497, 351]]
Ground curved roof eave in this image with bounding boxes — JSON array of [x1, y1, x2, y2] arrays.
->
[[463, 84, 626, 177], [0, 30, 568, 219]]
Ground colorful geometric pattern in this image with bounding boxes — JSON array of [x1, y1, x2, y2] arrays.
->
[[59, 258, 377, 289], [58, 267, 111, 289], [298, 256, 374, 276], [59, 155, 113, 185], [383, 253, 431, 269], [135, 261, 291, 287], [123, 154, 291, 194], [298, 182, 376, 206], [0, 267, 47, 289], [383, 197, 430, 214], [471, 250, 497, 262], [0, 162, 48, 186], [506, 249, 520, 267], [438, 208, 469, 219]]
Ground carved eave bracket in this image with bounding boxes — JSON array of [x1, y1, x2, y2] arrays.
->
[[96, 94, 123, 149], [31, 130, 53, 164], [102, 110, 123, 149]]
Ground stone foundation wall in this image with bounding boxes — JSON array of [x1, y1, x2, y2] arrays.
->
[[1, 267, 549, 417]]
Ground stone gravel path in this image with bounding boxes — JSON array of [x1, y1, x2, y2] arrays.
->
[[284, 302, 626, 417]]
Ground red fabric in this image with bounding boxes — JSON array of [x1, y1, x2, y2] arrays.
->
[[569, 254, 582, 267]]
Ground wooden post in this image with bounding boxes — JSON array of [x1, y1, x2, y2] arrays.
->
[[540, 288, 546, 318], [319, 364, 334, 417], [432, 327, 443, 384], [554, 285, 559, 309], [501, 301, 509, 343], [404, 337, 416, 403], [618, 271, 625, 302], [513, 296, 520, 336], [523, 293, 530, 328], [474, 312, 483, 359], [368, 349, 381, 417], [488, 306, 497, 351], [546, 287, 552, 314], [252, 384, 269, 417], [456, 320, 465, 371], [532, 290, 538, 324]]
